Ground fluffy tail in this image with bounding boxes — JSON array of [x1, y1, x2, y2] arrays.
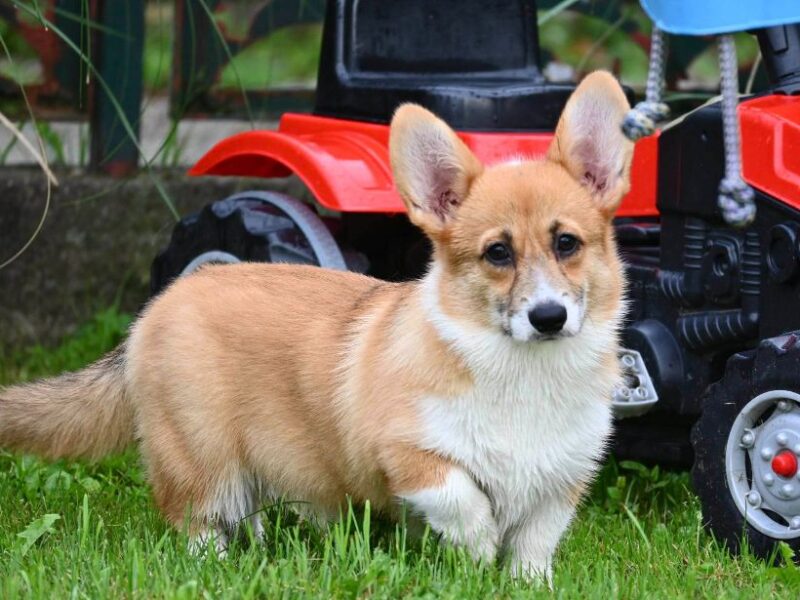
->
[[0, 345, 134, 460]]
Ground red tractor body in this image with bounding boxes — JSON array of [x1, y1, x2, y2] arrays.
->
[[190, 112, 660, 218]]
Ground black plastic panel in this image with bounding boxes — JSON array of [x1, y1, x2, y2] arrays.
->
[[621, 99, 800, 418], [314, 0, 577, 131], [350, 1, 532, 75], [757, 24, 800, 92]]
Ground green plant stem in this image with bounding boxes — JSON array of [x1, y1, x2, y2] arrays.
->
[[11, 0, 179, 220]]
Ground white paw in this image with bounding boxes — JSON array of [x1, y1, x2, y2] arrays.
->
[[400, 468, 500, 564], [442, 511, 500, 563], [510, 560, 553, 588], [249, 513, 265, 544], [188, 526, 229, 558]]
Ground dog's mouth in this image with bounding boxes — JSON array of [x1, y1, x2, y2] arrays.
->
[[500, 326, 577, 343], [531, 332, 563, 342], [530, 329, 580, 342]]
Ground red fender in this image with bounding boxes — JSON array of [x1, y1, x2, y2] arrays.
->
[[741, 94, 800, 211], [190, 113, 658, 217], [189, 114, 400, 213]]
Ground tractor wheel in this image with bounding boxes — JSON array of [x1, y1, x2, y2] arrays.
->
[[691, 333, 800, 559], [151, 191, 349, 296]]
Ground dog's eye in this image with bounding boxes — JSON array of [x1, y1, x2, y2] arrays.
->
[[485, 242, 513, 266], [555, 233, 581, 258]]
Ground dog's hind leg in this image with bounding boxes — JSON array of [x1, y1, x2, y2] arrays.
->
[[249, 513, 265, 543], [185, 471, 263, 556], [144, 434, 259, 557], [188, 525, 229, 557], [197, 467, 264, 550]]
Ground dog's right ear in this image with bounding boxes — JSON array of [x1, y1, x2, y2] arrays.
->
[[389, 104, 483, 237]]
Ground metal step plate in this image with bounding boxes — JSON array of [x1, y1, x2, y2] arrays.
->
[[613, 348, 659, 418]]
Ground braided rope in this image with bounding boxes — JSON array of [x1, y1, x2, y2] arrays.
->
[[717, 35, 756, 227], [622, 26, 670, 141]]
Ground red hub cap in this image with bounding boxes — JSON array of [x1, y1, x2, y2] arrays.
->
[[772, 450, 798, 478]]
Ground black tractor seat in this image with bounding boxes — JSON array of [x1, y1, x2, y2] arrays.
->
[[314, 0, 577, 131]]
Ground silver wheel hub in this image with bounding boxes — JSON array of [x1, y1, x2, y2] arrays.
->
[[180, 250, 241, 277], [726, 390, 800, 539]]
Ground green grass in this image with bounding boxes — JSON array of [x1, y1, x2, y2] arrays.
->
[[1, 310, 799, 598]]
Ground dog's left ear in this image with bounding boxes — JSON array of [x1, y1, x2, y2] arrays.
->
[[547, 71, 634, 219]]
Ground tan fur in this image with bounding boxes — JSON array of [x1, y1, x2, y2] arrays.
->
[[0, 72, 632, 556], [0, 347, 133, 460], [124, 264, 474, 528], [567, 480, 590, 508]]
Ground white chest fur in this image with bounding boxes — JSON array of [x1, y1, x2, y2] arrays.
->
[[416, 270, 618, 532], [416, 363, 613, 531]]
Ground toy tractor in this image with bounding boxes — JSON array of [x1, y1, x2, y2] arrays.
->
[[152, 0, 800, 559]]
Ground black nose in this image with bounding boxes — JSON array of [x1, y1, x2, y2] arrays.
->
[[528, 302, 567, 334]]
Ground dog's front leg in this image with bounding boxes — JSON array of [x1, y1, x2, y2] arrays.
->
[[401, 468, 500, 561], [383, 446, 499, 562], [507, 492, 578, 584]]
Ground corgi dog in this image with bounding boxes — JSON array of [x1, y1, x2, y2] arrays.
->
[[0, 71, 632, 580]]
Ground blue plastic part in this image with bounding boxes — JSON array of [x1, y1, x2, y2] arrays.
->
[[640, 0, 800, 36]]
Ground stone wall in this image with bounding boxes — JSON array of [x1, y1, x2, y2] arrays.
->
[[0, 168, 305, 348]]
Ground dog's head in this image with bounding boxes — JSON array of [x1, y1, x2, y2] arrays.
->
[[389, 71, 633, 343]]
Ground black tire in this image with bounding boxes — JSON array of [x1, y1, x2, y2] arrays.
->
[[151, 191, 348, 296], [691, 334, 800, 560]]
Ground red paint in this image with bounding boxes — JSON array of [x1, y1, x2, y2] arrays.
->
[[741, 95, 800, 211], [772, 450, 798, 478], [190, 113, 659, 217], [626, 133, 659, 217]]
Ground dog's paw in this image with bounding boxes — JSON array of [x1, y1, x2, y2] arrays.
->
[[400, 467, 500, 563], [457, 515, 501, 563], [188, 526, 229, 558], [510, 560, 553, 589]]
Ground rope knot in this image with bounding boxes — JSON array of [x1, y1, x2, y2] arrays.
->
[[621, 101, 670, 141], [718, 177, 756, 227]]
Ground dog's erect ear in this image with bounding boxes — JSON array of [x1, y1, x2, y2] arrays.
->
[[390, 104, 483, 236], [547, 71, 634, 219]]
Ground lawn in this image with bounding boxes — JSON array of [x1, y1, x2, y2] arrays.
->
[[1, 310, 798, 598]]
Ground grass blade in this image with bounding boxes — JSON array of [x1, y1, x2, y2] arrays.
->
[[622, 502, 651, 550], [0, 111, 58, 186], [11, 0, 180, 220]]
